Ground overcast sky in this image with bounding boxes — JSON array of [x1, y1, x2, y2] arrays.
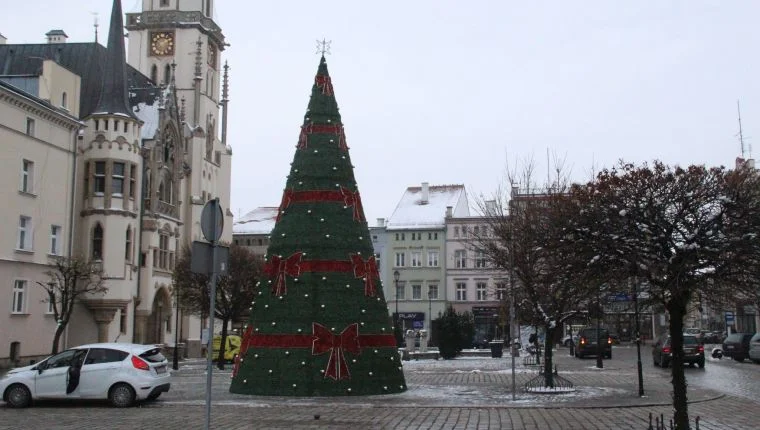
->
[[3, 1, 760, 223]]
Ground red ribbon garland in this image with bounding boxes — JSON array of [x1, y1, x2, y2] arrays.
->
[[277, 187, 365, 222], [264, 252, 304, 295], [234, 323, 396, 381], [262, 253, 379, 297], [297, 123, 348, 151], [350, 254, 379, 297], [314, 75, 334, 96]]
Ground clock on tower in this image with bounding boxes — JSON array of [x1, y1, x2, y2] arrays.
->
[[150, 31, 175, 56]]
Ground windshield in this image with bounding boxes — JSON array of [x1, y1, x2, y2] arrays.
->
[[683, 336, 698, 345]]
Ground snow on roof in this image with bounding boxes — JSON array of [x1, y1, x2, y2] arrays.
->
[[233, 207, 278, 235], [133, 101, 159, 139], [386, 184, 468, 230]]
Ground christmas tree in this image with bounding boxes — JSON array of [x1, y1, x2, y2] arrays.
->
[[229, 56, 407, 396]]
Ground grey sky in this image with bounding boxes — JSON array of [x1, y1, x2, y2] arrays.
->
[[3, 1, 759, 222]]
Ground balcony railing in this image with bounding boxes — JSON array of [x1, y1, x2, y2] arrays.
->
[[156, 200, 179, 219]]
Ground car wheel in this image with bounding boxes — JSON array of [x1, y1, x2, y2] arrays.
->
[[109, 383, 136, 408], [5, 384, 32, 408], [698, 360, 705, 369], [146, 392, 161, 401]]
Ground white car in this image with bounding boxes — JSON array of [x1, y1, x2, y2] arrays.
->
[[1, 343, 170, 408]]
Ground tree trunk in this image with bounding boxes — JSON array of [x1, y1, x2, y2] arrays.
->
[[51, 323, 65, 355], [667, 299, 690, 429], [217, 318, 229, 370], [543, 325, 556, 387]]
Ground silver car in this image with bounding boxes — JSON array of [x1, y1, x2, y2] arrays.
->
[[749, 333, 760, 364]]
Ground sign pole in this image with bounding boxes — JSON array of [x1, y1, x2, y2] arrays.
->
[[201, 198, 223, 430]]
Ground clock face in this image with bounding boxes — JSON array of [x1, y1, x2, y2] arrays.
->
[[150, 32, 174, 56]]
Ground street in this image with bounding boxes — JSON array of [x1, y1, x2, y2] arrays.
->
[[2, 344, 759, 429]]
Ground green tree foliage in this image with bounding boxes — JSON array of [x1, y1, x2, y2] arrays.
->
[[173, 243, 263, 369], [437, 306, 464, 359]]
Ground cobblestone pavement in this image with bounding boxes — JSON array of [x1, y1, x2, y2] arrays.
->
[[2, 345, 758, 429]]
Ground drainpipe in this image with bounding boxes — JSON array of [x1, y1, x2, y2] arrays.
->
[[64, 126, 83, 350], [133, 125, 146, 344]]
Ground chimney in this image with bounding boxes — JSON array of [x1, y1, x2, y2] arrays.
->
[[45, 29, 68, 44], [446, 206, 453, 218], [376, 218, 385, 227], [421, 182, 429, 204], [0, 33, 7, 45]]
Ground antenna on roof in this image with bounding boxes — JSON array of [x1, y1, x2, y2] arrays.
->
[[91, 12, 99, 43], [737, 100, 747, 158]]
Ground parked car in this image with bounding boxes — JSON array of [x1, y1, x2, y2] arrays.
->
[[608, 332, 621, 344], [722, 333, 754, 362], [561, 334, 579, 347], [0, 343, 170, 408], [652, 334, 705, 368], [574, 327, 612, 359], [683, 328, 704, 342], [749, 333, 760, 364]]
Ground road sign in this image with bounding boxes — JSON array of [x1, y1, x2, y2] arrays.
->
[[200, 198, 224, 243], [725, 311, 735, 324], [190, 241, 229, 275]]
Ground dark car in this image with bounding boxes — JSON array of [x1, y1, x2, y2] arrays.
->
[[574, 327, 612, 359], [722, 333, 754, 362], [652, 334, 705, 368]]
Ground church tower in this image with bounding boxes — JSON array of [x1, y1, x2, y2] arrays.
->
[[125, 0, 233, 246], [77, 0, 144, 342]]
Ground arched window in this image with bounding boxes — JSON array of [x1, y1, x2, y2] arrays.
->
[[61, 92, 67, 109], [125, 226, 132, 262], [158, 181, 165, 203], [151, 64, 158, 83], [164, 64, 171, 85], [92, 223, 104, 260]]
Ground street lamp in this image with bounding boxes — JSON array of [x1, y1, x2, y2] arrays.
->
[[596, 286, 604, 369], [632, 278, 644, 396], [173, 284, 181, 370], [428, 287, 434, 342], [394, 270, 401, 346]]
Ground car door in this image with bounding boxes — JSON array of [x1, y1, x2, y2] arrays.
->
[[78, 348, 129, 398], [35, 349, 78, 398], [66, 349, 88, 395]]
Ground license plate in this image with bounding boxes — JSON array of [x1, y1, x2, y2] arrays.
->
[[155, 365, 167, 374], [684, 349, 694, 354], [727, 346, 734, 349]]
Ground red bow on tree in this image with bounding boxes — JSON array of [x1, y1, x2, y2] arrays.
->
[[232, 325, 255, 377], [312, 323, 360, 380], [264, 252, 303, 296], [340, 186, 364, 222], [314, 75, 334, 96], [350, 254, 379, 297], [298, 124, 312, 149]]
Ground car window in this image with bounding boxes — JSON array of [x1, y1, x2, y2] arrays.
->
[[683, 336, 698, 345], [84, 348, 129, 365], [751, 334, 760, 343], [45, 349, 78, 368], [727, 334, 743, 342], [139, 348, 166, 363]]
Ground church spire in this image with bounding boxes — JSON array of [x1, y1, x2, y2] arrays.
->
[[93, 0, 137, 119]]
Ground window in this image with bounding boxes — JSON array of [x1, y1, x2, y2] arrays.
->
[[454, 227, 460, 238], [476, 282, 488, 301], [45, 349, 77, 369], [83, 162, 90, 198], [112, 162, 125, 195], [104, 119, 109, 131], [412, 284, 422, 300], [375, 253, 382, 273], [164, 64, 171, 85], [427, 251, 439, 267], [125, 227, 132, 262], [411, 252, 422, 267], [396, 283, 405, 300], [46, 289, 57, 314], [495, 283, 507, 301], [61, 92, 67, 109], [428, 284, 438, 300], [50, 225, 61, 255], [461, 226, 468, 237], [395, 252, 405, 267], [92, 223, 103, 260], [434, 232, 438, 240], [395, 233, 399, 240], [84, 348, 129, 365], [94, 161, 106, 193], [129, 164, 136, 198], [455, 250, 467, 268], [401, 233, 405, 240], [17, 216, 32, 250], [475, 252, 487, 268], [159, 233, 170, 269], [151, 64, 158, 83], [12, 280, 27, 313], [21, 159, 34, 193], [456, 282, 467, 301], [160, 0, 170, 7], [473, 226, 480, 236], [26, 118, 35, 136]]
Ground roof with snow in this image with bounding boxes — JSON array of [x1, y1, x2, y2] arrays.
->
[[233, 207, 278, 235], [386, 184, 469, 230]]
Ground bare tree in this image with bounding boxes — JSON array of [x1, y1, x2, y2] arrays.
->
[[573, 161, 760, 429], [37, 256, 107, 354], [473, 157, 599, 387], [173, 244, 263, 369]]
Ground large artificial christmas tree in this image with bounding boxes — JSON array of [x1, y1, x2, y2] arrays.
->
[[229, 56, 407, 396]]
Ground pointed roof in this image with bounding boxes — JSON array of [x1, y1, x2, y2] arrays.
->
[[92, 0, 137, 120]]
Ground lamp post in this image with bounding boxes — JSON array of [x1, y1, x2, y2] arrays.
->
[[172, 284, 181, 370], [633, 278, 644, 396], [428, 288, 434, 336], [596, 286, 604, 369], [394, 270, 401, 346]]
